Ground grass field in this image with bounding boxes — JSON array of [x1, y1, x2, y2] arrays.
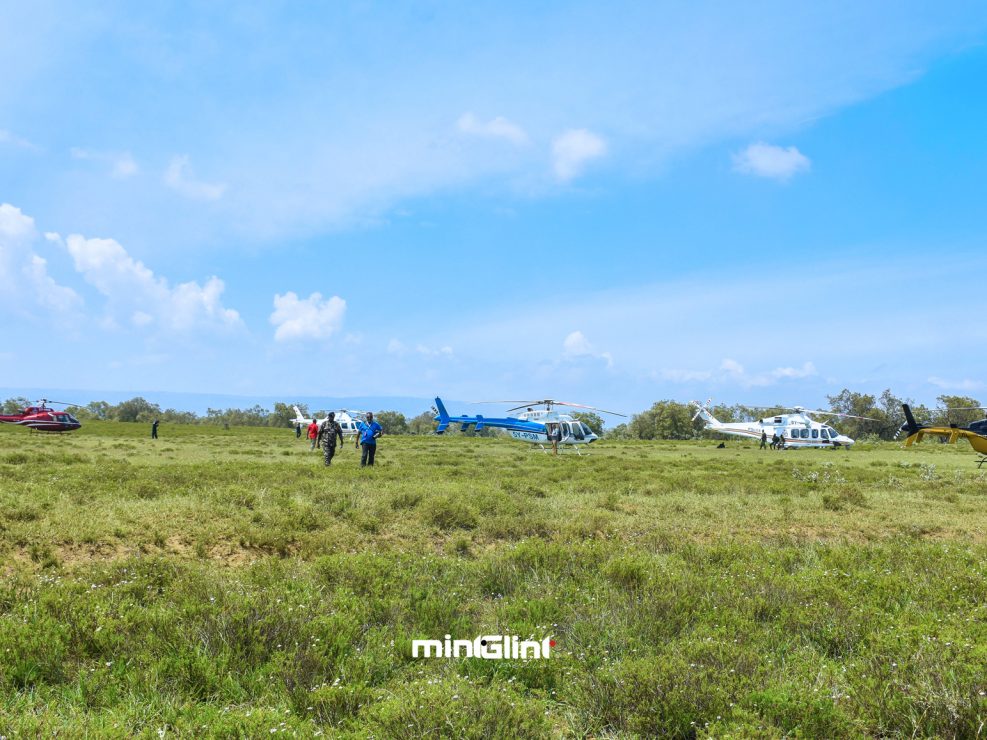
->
[[1, 422, 985, 737]]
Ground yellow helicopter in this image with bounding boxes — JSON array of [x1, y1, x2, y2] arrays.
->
[[900, 404, 987, 467]]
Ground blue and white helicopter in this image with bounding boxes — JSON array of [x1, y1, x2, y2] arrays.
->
[[433, 397, 626, 453]]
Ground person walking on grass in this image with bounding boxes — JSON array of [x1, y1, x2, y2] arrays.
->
[[151, 418, 159, 440], [318, 412, 344, 467], [760, 430, 767, 449], [356, 412, 383, 467], [308, 418, 319, 450], [770, 432, 778, 450]]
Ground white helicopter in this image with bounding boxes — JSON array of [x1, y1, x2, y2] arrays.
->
[[690, 400, 875, 449], [291, 405, 366, 437], [433, 397, 626, 453]]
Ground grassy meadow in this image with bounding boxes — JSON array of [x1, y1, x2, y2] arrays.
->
[[0, 421, 985, 737]]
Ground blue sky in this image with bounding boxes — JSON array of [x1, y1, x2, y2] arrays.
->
[[2, 1, 986, 413]]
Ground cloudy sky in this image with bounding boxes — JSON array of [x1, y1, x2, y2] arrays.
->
[[2, 1, 986, 411]]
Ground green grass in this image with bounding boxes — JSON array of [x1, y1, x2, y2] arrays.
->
[[1, 422, 985, 736]]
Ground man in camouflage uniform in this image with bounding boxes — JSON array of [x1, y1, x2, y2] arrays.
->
[[317, 411, 345, 466]]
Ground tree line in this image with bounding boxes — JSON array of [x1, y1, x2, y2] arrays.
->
[[2, 389, 981, 440]]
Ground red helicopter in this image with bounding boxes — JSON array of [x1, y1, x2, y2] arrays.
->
[[0, 399, 82, 433]]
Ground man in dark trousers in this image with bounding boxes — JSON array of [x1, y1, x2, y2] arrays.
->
[[318, 412, 344, 467], [760, 430, 767, 449], [356, 412, 383, 467], [295, 423, 301, 439], [151, 419, 159, 439]]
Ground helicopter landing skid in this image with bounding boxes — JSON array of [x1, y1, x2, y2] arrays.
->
[[977, 455, 986, 469], [531, 443, 585, 456]]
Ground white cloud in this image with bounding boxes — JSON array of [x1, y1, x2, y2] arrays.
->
[[270, 291, 345, 342], [663, 358, 817, 387], [164, 155, 226, 200], [416, 343, 454, 357], [0, 202, 36, 245], [457, 113, 528, 145], [0, 129, 35, 150], [71, 148, 139, 178], [0, 204, 81, 317], [25, 254, 82, 314], [57, 232, 240, 331], [563, 330, 593, 356], [721, 358, 745, 376], [659, 368, 713, 383], [732, 142, 811, 181], [387, 338, 453, 357], [563, 330, 613, 368], [928, 376, 983, 392], [552, 129, 607, 182]]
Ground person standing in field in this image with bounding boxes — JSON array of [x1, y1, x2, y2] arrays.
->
[[760, 430, 767, 449], [770, 432, 778, 450], [295, 423, 301, 439], [308, 418, 319, 450], [151, 418, 159, 440], [356, 412, 383, 467], [318, 412, 344, 466], [547, 423, 561, 456]]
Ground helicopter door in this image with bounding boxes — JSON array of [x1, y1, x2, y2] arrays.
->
[[561, 422, 572, 440], [571, 422, 585, 440]]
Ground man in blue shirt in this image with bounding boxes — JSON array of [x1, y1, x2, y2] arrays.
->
[[356, 412, 383, 467]]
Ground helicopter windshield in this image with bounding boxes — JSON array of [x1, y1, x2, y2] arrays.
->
[[580, 422, 594, 437]]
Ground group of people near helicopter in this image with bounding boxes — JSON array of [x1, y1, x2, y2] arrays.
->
[[301, 412, 383, 467]]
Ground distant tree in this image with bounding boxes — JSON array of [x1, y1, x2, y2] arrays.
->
[[934, 394, 984, 427], [160, 408, 198, 424], [2, 396, 30, 414], [113, 397, 162, 423], [78, 400, 112, 421], [270, 402, 298, 428], [604, 423, 631, 440], [826, 389, 879, 441], [571, 411, 604, 436], [709, 404, 740, 423], [205, 405, 271, 427], [874, 389, 907, 440], [408, 411, 437, 435], [629, 401, 698, 440], [375, 410, 408, 435]]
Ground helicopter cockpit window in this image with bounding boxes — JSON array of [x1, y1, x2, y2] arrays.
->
[[580, 422, 593, 437], [820, 428, 829, 439], [571, 423, 585, 440], [826, 427, 838, 438]]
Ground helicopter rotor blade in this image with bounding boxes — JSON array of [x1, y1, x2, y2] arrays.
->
[[799, 410, 881, 422], [550, 401, 628, 417]]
